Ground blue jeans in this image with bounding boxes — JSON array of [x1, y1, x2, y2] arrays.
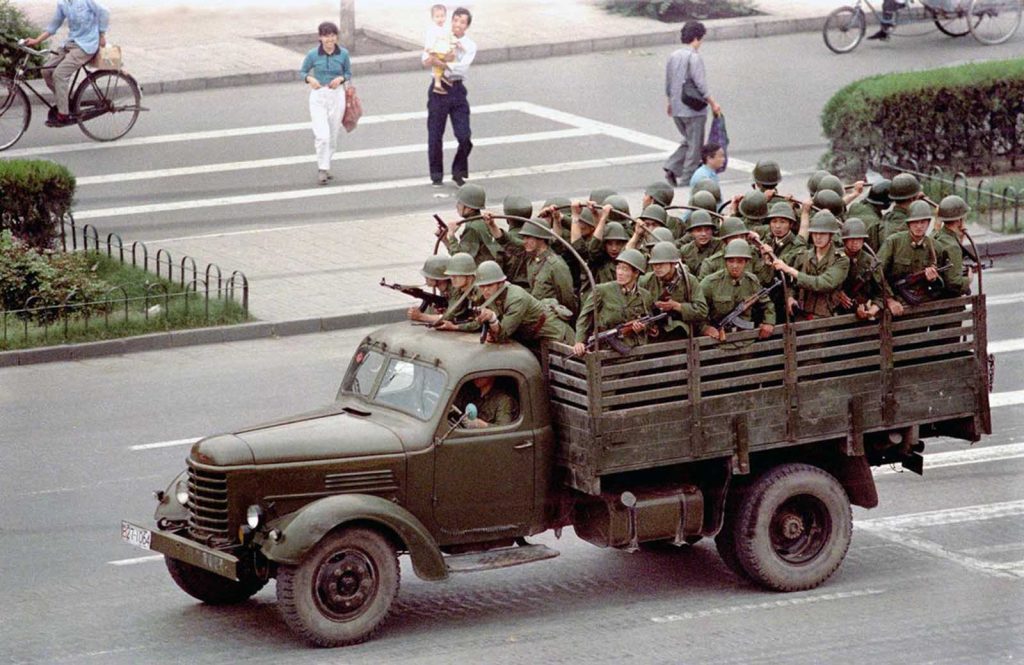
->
[[427, 80, 473, 182]]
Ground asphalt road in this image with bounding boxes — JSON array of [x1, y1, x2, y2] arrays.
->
[[5, 29, 1023, 243], [2, 254, 1022, 664]]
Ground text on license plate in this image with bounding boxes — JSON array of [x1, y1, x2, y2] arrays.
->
[[121, 521, 152, 550]]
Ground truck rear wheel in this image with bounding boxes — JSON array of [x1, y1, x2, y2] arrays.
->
[[165, 557, 266, 604], [734, 463, 852, 591], [276, 527, 400, 647]]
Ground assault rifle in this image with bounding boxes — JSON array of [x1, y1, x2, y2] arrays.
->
[[713, 278, 782, 332], [585, 312, 669, 355], [891, 264, 953, 306], [379, 278, 448, 313]]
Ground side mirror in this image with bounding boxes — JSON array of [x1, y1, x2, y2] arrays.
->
[[436, 403, 477, 446], [465, 403, 478, 421]]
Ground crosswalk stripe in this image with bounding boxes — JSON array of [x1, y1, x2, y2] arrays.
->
[[986, 292, 1024, 306], [874, 442, 1024, 475], [989, 338, 1024, 355]]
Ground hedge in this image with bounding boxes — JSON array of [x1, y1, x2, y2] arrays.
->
[[0, 230, 105, 322], [602, 0, 758, 22], [0, 0, 42, 76], [0, 160, 76, 250], [821, 58, 1024, 178]]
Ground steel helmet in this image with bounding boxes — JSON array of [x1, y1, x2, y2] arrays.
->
[[865, 179, 891, 207], [475, 260, 507, 286], [753, 160, 782, 187], [691, 178, 722, 204], [813, 189, 845, 217], [603, 221, 630, 241], [638, 204, 668, 226], [937, 195, 970, 222], [604, 194, 631, 220], [841, 217, 869, 240], [649, 241, 682, 264], [616, 248, 647, 272], [817, 174, 845, 197], [589, 187, 617, 204], [420, 255, 450, 280], [456, 183, 486, 210], [723, 239, 753, 260], [808, 210, 841, 234], [519, 217, 553, 240], [445, 252, 477, 276], [806, 169, 831, 196], [739, 191, 768, 220], [889, 173, 921, 201], [645, 181, 674, 207], [543, 196, 572, 212], [645, 227, 675, 248], [687, 209, 716, 230], [767, 201, 797, 223], [503, 194, 533, 220], [689, 190, 718, 212], [578, 207, 597, 227], [719, 217, 748, 241], [905, 199, 934, 223]]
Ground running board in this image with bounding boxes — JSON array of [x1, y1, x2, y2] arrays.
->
[[445, 543, 559, 573]]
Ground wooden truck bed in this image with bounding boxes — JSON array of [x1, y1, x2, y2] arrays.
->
[[543, 295, 992, 495]]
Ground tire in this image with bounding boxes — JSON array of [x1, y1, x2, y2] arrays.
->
[[968, 0, 1023, 44], [0, 79, 30, 152], [72, 71, 141, 142], [276, 527, 400, 647], [823, 6, 866, 53], [715, 484, 753, 582], [165, 556, 266, 605], [931, 4, 979, 36], [734, 463, 852, 592]]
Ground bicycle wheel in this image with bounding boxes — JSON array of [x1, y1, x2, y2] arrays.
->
[[0, 78, 31, 151], [72, 70, 141, 141], [968, 0, 1023, 43], [931, 2, 980, 35], [823, 6, 866, 53]]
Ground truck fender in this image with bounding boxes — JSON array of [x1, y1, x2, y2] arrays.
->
[[260, 494, 448, 581], [833, 454, 878, 509]]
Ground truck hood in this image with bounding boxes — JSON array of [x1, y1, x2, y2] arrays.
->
[[191, 406, 405, 466]]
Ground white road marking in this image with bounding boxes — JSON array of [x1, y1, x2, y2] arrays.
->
[[989, 338, 1024, 355], [75, 127, 602, 185], [856, 500, 1024, 579], [986, 292, 1024, 307], [649, 588, 886, 623], [108, 555, 163, 566], [991, 390, 1024, 409], [960, 542, 1024, 556], [74, 152, 668, 220], [129, 437, 201, 451], [874, 442, 1024, 475]]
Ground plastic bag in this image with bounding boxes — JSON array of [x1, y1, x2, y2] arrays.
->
[[708, 113, 729, 173], [342, 86, 362, 133]]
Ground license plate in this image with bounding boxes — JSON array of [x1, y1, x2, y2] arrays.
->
[[121, 521, 152, 550]]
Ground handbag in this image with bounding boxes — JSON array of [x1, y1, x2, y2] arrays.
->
[[342, 86, 363, 133], [679, 52, 708, 112], [708, 113, 729, 172], [90, 45, 122, 70]]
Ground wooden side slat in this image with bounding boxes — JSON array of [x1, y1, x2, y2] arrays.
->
[[549, 385, 590, 407], [548, 368, 588, 392], [793, 324, 880, 348], [894, 342, 974, 363], [602, 369, 689, 391], [797, 356, 880, 378], [546, 353, 588, 375], [699, 353, 785, 378], [600, 354, 688, 376], [891, 310, 972, 331], [701, 370, 786, 393], [796, 339, 881, 363], [893, 327, 973, 347], [601, 384, 688, 408], [699, 338, 784, 362]]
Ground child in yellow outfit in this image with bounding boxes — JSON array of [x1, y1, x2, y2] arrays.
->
[[423, 4, 454, 94]]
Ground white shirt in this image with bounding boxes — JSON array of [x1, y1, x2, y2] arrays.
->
[[423, 22, 450, 51], [446, 34, 477, 81]]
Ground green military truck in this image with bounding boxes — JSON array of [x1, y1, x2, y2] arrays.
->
[[122, 293, 992, 647]]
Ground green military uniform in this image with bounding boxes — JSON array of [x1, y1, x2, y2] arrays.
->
[[639, 268, 708, 338], [679, 237, 722, 275], [527, 247, 576, 315], [790, 246, 850, 318], [872, 204, 909, 252], [876, 231, 951, 305], [846, 200, 883, 230], [448, 220, 502, 266], [699, 247, 773, 285], [498, 229, 530, 288], [444, 287, 482, 332], [700, 269, 776, 328], [487, 283, 574, 349], [575, 281, 656, 347], [931, 226, 971, 297], [475, 385, 517, 426], [839, 250, 886, 313], [763, 231, 806, 267]]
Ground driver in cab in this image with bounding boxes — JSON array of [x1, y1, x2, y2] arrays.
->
[[460, 376, 517, 429]]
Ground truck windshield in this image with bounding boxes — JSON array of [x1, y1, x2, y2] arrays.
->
[[341, 347, 446, 420]]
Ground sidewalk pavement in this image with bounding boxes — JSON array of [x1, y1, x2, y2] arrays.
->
[[18, 0, 844, 94]]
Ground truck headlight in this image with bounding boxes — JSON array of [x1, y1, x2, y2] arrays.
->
[[175, 480, 190, 506], [246, 504, 264, 529]]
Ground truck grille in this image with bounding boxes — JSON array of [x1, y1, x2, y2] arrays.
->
[[187, 463, 229, 539]]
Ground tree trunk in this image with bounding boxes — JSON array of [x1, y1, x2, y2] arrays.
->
[[339, 0, 356, 52]]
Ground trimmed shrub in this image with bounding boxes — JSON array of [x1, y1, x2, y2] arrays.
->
[[0, 0, 42, 76], [0, 159, 76, 250], [822, 58, 1024, 178], [602, 0, 758, 22]]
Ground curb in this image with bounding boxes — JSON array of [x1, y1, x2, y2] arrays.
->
[[139, 15, 827, 95], [0, 307, 407, 368]]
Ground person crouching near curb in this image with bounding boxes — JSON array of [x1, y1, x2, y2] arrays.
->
[[300, 21, 352, 186]]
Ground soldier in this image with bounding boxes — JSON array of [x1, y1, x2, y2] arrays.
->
[[700, 239, 775, 342], [626, 205, 670, 254], [835, 218, 886, 321], [772, 211, 850, 320], [806, 170, 831, 197], [847, 179, 891, 238], [604, 194, 633, 230], [699, 217, 771, 286], [691, 177, 723, 209], [499, 194, 533, 288], [407, 255, 453, 324], [643, 181, 683, 238], [876, 199, 956, 316], [433, 252, 482, 332], [760, 202, 806, 266], [752, 159, 782, 195], [588, 220, 631, 284], [679, 209, 722, 274], [461, 376, 517, 428], [874, 173, 921, 250], [443, 183, 504, 265], [519, 217, 577, 316], [931, 195, 973, 298], [735, 190, 769, 231], [589, 187, 617, 205], [474, 261, 574, 352], [638, 227, 676, 258], [573, 248, 656, 355], [539, 196, 573, 247], [641, 241, 708, 340], [812, 189, 846, 222], [676, 189, 720, 245]]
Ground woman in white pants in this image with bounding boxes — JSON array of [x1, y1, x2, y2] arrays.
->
[[299, 22, 352, 185]]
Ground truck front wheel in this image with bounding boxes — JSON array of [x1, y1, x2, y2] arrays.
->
[[276, 527, 400, 647], [734, 463, 852, 591], [165, 557, 266, 604]]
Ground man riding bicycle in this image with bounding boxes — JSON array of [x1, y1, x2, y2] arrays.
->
[[24, 0, 110, 127]]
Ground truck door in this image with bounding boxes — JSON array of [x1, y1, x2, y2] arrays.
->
[[433, 374, 534, 537]]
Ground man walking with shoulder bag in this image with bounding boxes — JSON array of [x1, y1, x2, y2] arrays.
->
[[663, 21, 721, 188]]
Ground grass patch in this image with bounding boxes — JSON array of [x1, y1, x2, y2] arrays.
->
[[1, 252, 250, 351]]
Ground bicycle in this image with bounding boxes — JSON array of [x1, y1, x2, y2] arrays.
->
[[0, 39, 146, 151], [823, 0, 1022, 53]]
